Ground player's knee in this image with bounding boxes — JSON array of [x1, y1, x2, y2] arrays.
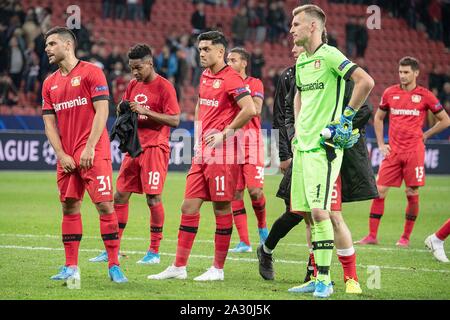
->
[[330, 211, 344, 230], [233, 190, 244, 201], [248, 188, 263, 200], [181, 201, 200, 215], [62, 199, 81, 214], [146, 194, 161, 207], [312, 208, 328, 222], [95, 201, 114, 214], [405, 187, 419, 196], [377, 185, 389, 199], [114, 192, 129, 204], [213, 201, 231, 214]]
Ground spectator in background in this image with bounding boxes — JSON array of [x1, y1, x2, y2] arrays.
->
[[102, 0, 113, 19], [429, 64, 445, 93], [24, 42, 39, 100], [191, 2, 206, 34], [0, 72, 18, 106], [71, 23, 92, 52], [105, 45, 125, 72], [439, 82, 450, 107], [355, 17, 368, 57], [345, 16, 358, 57], [166, 30, 181, 53], [246, 0, 259, 42], [7, 35, 25, 90], [231, 7, 248, 47], [37, 7, 52, 34], [254, 1, 267, 43], [327, 30, 338, 48], [127, 0, 143, 21], [155, 44, 178, 79], [22, 9, 40, 45], [174, 48, 189, 101], [250, 46, 265, 79], [116, 0, 127, 20], [142, 0, 155, 22], [428, 0, 442, 41]]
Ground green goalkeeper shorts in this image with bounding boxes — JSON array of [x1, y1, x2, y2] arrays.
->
[[291, 147, 343, 212]]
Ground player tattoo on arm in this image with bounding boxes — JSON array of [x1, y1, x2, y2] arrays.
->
[[80, 99, 109, 169], [43, 114, 76, 173]]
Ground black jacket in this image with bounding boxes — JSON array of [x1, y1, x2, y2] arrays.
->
[[274, 71, 378, 203], [110, 100, 143, 158]]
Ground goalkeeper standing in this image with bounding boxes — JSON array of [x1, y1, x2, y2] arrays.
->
[[289, 4, 374, 298]]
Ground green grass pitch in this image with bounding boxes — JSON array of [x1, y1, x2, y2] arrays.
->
[[0, 171, 448, 300]]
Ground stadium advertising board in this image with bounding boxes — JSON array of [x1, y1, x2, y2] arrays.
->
[[0, 132, 449, 174]]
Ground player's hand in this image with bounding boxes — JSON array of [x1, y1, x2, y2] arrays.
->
[[279, 158, 292, 174], [205, 132, 225, 148], [379, 144, 391, 157], [334, 106, 357, 144], [79, 146, 95, 170], [422, 133, 429, 144], [57, 152, 76, 173], [129, 102, 148, 115]]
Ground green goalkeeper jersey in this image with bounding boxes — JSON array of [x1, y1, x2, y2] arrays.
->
[[294, 43, 357, 151]]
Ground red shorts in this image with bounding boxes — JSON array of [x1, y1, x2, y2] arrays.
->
[[330, 175, 342, 212], [116, 147, 169, 195], [377, 151, 425, 187], [57, 158, 113, 203], [236, 144, 264, 190], [184, 161, 240, 201]]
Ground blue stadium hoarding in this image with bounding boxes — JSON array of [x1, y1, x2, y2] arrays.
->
[[1, 131, 450, 174]]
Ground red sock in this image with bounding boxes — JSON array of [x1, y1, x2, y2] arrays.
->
[[337, 251, 358, 282], [231, 200, 250, 245], [252, 196, 267, 229], [402, 195, 419, 240], [62, 213, 82, 266], [310, 251, 317, 278], [175, 213, 200, 267], [369, 198, 385, 238], [114, 203, 128, 240], [436, 219, 450, 241], [149, 202, 164, 253], [214, 213, 233, 269], [100, 213, 120, 268]]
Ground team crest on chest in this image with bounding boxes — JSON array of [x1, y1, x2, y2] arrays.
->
[[213, 79, 222, 89], [411, 94, 421, 103], [71, 76, 81, 87], [314, 60, 321, 69], [134, 93, 148, 104]]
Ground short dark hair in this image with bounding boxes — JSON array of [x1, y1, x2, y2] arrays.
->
[[229, 47, 250, 62], [399, 56, 420, 71], [44, 26, 77, 48], [197, 30, 228, 49], [128, 44, 153, 60]]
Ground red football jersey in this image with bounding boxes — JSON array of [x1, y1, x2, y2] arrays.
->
[[379, 85, 443, 152], [198, 65, 250, 149], [243, 76, 264, 148], [42, 61, 111, 159], [123, 75, 180, 152]]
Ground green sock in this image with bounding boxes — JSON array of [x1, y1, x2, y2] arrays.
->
[[313, 219, 334, 284]]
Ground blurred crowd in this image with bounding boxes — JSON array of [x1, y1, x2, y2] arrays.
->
[[331, 0, 450, 49], [0, 0, 449, 131]]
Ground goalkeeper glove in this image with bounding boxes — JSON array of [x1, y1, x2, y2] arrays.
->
[[320, 120, 360, 149]]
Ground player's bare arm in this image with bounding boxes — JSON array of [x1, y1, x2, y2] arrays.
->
[[292, 90, 301, 153], [43, 114, 76, 173], [129, 101, 180, 127], [80, 99, 109, 170], [348, 67, 375, 111], [374, 107, 390, 157], [205, 95, 256, 147], [423, 109, 450, 143], [252, 96, 263, 116]]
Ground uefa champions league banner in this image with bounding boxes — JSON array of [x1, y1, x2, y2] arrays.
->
[[1, 131, 450, 174]]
